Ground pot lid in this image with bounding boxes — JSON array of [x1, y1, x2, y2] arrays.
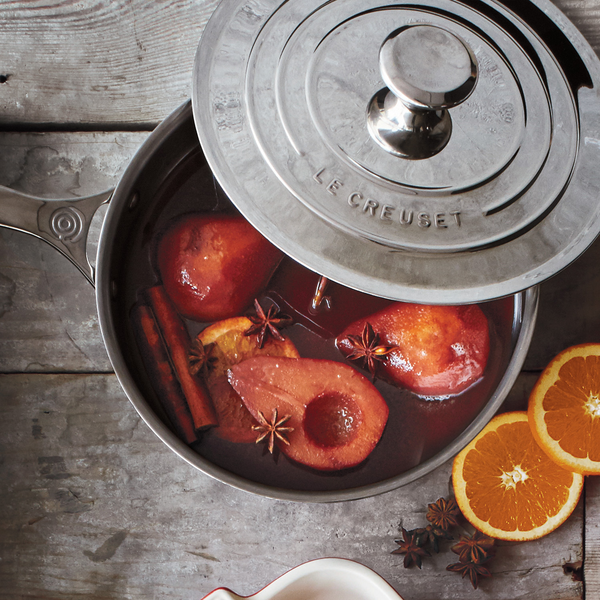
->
[[192, 0, 600, 303]]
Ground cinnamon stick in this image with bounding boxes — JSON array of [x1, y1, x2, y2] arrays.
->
[[145, 285, 218, 430], [130, 303, 197, 444]]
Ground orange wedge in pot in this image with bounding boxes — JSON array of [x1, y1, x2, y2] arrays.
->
[[197, 316, 299, 443]]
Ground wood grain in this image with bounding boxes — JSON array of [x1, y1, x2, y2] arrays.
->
[[524, 234, 600, 372], [585, 477, 600, 595], [554, 0, 600, 51], [0, 373, 584, 600], [0, 0, 219, 127]]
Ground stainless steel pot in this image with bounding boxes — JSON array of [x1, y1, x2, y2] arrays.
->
[[4, 0, 600, 501], [0, 101, 538, 501]]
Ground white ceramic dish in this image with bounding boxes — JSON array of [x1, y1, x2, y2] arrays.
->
[[200, 558, 403, 600]]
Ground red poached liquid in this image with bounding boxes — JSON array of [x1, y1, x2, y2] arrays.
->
[[121, 148, 516, 492]]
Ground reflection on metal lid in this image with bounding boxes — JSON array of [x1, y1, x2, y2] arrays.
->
[[193, 0, 600, 304]]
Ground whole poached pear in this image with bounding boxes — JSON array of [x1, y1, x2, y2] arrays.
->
[[336, 303, 490, 397], [156, 214, 283, 322]]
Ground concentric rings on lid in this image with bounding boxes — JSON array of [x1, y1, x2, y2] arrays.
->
[[193, 0, 600, 303]]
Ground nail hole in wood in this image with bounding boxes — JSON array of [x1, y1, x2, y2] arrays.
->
[[563, 560, 583, 581]]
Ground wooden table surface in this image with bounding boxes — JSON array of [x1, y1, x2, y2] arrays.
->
[[2, 1, 600, 599]]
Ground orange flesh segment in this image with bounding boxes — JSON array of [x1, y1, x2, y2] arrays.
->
[[463, 422, 573, 530], [453, 412, 583, 541], [529, 344, 600, 474], [543, 355, 600, 460]]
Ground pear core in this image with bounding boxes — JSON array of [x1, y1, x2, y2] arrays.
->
[[304, 392, 362, 448]]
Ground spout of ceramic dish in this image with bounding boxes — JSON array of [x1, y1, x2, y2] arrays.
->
[[0, 185, 112, 286], [200, 558, 404, 600], [201, 590, 243, 600]]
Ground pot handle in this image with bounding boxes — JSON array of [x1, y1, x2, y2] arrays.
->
[[0, 185, 113, 287]]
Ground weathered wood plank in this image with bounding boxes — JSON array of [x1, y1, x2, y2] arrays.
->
[[0, 0, 597, 595], [0, 228, 111, 372], [0, 373, 583, 600], [0, 132, 149, 373], [585, 477, 600, 595], [0, 0, 219, 127], [0, 0, 597, 127], [553, 0, 600, 53], [499, 370, 539, 412]]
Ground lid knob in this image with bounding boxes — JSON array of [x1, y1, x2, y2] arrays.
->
[[367, 25, 478, 159]]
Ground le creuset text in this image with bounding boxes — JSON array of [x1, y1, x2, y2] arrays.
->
[[313, 167, 462, 230]]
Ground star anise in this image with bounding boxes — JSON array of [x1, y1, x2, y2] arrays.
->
[[252, 409, 294, 454], [413, 524, 453, 553], [391, 527, 431, 569], [451, 531, 495, 563], [344, 322, 398, 380], [446, 557, 492, 589], [189, 340, 216, 377], [245, 299, 293, 349], [426, 497, 461, 531]]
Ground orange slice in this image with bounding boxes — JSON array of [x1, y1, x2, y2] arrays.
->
[[197, 317, 299, 443], [528, 343, 600, 474], [452, 412, 583, 541]]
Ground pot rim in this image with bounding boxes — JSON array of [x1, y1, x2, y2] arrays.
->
[[96, 101, 540, 503]]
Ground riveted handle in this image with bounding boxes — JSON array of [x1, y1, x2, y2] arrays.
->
[[0, 186, 113, 286]]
